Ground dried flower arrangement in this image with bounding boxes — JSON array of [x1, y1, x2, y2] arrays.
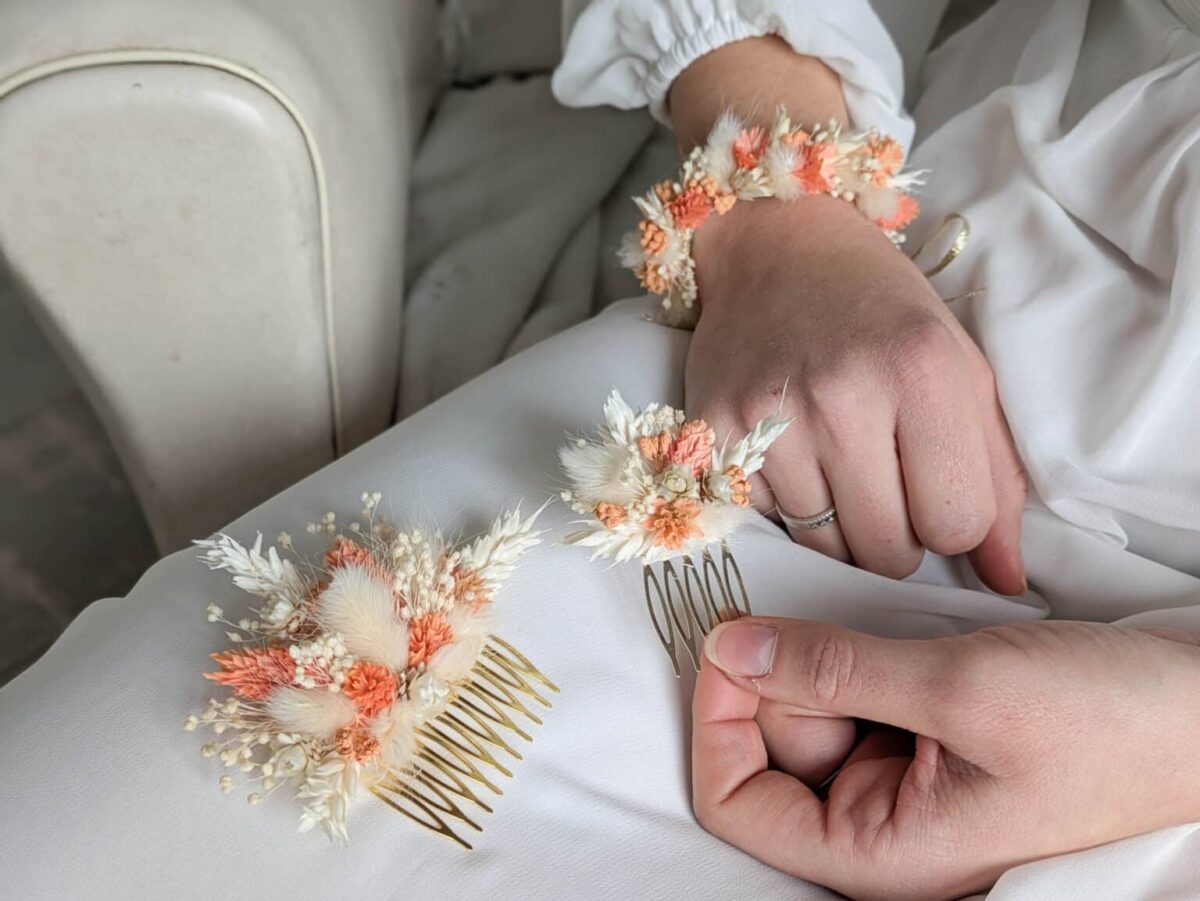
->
[[559, 391, 791, 672], [186, 494, 554, 847]]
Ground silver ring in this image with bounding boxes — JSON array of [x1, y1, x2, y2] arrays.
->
[[779, 506, 838, 531]]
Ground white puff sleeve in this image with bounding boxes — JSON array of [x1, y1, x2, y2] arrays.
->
[[552, 0, 914, 149]]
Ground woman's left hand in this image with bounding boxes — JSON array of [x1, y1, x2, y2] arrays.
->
[[693, 617, 1200, 900]]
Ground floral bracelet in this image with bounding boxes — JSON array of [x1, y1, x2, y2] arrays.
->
[[620, 107, 923, 328]]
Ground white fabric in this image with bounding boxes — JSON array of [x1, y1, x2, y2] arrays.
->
[[553, 0, 916, 147], [1, 298, 1197, 899], [911, 0, 1200, 593], [4, 0, 1200, 897]]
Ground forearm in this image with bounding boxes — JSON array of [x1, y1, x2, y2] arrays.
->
[[667, 36, 849, 151]]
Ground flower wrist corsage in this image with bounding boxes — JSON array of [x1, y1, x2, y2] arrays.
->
[[621, 107, 923, 328]]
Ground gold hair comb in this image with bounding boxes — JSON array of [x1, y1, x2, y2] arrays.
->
[[188, 497, 555, 847], [558, 391, 790, 675]]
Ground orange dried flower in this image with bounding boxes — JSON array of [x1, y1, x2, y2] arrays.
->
[[653, 180, 677, 203], [668, 420, 714, 477], [781, 129, 810, 148], [874, 194, 920, 231], [644, 498, 702, 550], [634, 262, 669, 295], [408, 613, 454, 667], [334, 725, 381, 763], [732, 126, 767, 169], [713, 193, 737, 215], [724, 465, 752, 507], [687, 176, 719, 199], [794, 142, 837, 195], [325, 537, 392, 585], [205, 647, 295, 701], [595, 502, 628, 528], [452, 566, 490, 608], [867, 134, 904, 184], [342, 661, 399, 719], [638, 220, 667, 256], [668, 188, 713, 231], [638, 431, 672, 468]]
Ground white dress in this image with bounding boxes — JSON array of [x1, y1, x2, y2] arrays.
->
[[1, 2, 1198, 899]]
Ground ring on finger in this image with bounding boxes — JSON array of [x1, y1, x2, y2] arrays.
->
[[779, 506, 838, 531]]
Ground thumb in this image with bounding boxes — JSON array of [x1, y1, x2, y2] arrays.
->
[[704, 618, 953, 736]]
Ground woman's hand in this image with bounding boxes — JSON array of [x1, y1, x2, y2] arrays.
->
[[687, 195, 1027, 594], [669, 37, 1026, 594], [692, 617, 1200, 900]]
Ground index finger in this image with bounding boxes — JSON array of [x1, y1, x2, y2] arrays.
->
[[692, 658, 835, 883]]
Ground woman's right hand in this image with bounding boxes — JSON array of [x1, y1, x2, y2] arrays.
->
[[693, 617, 1200, 900], [687, 192, 1027, 595]]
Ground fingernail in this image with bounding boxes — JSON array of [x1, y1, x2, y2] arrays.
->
[[704, 621, 779, 678]]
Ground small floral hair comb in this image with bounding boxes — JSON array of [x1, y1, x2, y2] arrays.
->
[[186, 494, 555, 848], [559, 391, 790, 674]]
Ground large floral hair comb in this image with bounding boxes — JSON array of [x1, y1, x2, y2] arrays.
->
[[186, 495, 555, 848], [559, 391, 790, 674]]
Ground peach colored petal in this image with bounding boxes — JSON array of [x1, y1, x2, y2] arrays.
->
[[634, 262, 669, 295], [342, 661, 399, 719], [724, 465, 752, 508], [595, 502, 628, 529], [667, 420, 714, 477], [638, 431, 673, 470], [874, 194, 920, 231], [781, 129, 810, 148], [639, 220, 667, 257], [689, 175, 720, 199], [669, 188, 713, 231], [334, 724, 382, 763], [325, 538, 392, 586], [867, 135, 904, 184], [205, 647, 295, 701], [452, 566, 491, 608], [643, 498, 702, 550], [408, 613, 454, 668], [794, 142, 837, 195], [713, 193, 737, 215], [733, 127, 768, 169]]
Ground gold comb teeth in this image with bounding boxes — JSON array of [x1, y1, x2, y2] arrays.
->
[[372, 637, 558, 849], [643, 544, 751, 675], [558, 390, 791, 676], [189, 496, 553, 846]]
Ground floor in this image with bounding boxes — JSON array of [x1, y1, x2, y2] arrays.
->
[[0, 273, 156, 685]]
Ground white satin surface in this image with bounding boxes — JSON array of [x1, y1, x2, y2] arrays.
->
[[0, 296, 1196, 899], [3, 0, 1200, 897]]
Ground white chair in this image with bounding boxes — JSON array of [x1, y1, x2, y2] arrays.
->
[[0, 0, 442, 550]]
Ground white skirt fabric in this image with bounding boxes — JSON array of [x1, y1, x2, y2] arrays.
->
[[3, 0, 1200, 896], [0, 298, 1197, 899]]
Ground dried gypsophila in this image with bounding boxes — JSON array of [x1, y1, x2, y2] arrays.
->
[[187, 495, 547, 844], [558, 390, 791, 565]]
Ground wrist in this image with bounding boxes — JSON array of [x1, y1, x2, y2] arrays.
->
[[692, 194, 899, 314]]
